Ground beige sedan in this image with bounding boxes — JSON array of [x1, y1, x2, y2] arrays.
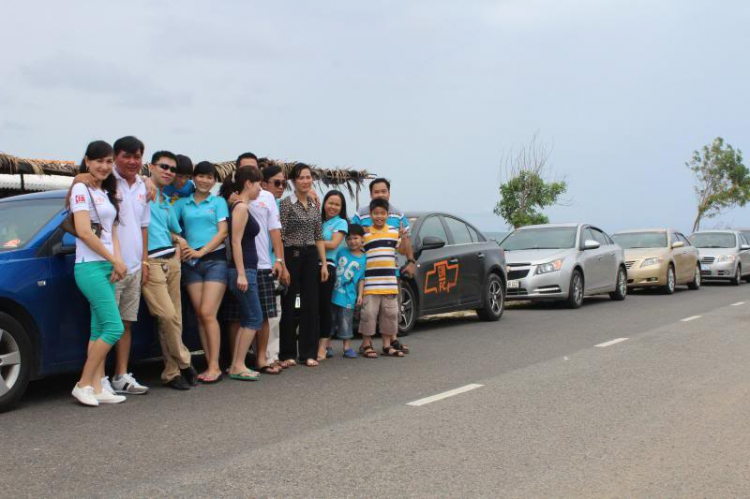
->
[[612, 229, 701, 294]]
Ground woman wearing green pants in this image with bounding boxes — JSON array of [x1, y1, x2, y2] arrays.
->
[[68, 140, 128, 407]]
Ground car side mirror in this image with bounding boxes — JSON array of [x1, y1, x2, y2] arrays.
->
[[672, 241, 685, 249], [52, 242, 76, 256], [741, 244, 750, 251], [420, 236, 446, 252], [583, 239, 600, 250]]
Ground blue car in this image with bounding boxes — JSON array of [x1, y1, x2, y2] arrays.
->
[[0, 190, 199, 411]]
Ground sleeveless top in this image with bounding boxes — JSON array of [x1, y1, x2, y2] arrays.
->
[[228, 201, 260, 270]]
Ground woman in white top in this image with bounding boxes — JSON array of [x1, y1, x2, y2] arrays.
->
[[68, 140, 128, 407]]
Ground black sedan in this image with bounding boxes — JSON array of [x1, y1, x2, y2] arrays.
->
[[397, 212, 507, 334]]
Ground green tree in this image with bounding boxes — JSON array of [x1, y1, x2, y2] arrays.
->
[[688, 137, 750, 232], [494, 135, 567, 229]]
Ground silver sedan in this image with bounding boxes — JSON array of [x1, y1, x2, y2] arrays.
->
[[689, 230, 750, 285], [499, 223, 628, 308]]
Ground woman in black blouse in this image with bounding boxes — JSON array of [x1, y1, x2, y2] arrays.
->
[[279, 164, 329, 367]]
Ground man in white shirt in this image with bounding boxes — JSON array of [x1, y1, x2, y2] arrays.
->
[[109, 136, 151, 394]]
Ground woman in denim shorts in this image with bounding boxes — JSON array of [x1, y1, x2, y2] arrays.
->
[[219, 165, 264, 380], [174, 161, 229, 383]]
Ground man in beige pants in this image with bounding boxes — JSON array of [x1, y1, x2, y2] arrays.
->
[[142, 151, 198, 390]]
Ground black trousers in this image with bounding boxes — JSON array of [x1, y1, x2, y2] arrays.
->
[[319, 263, 337, 339], [280, 246, 320, 362]]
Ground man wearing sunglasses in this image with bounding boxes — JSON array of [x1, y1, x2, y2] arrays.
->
[[141, 151, 198, 390]]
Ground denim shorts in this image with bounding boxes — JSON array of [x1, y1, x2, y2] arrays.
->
[[182, 258, 228, 285], [228, 268, 263, 330], [331, 304, 355, 340]]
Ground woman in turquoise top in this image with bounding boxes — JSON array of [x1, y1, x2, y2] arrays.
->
[[317, 190, 349, 360], [174, 161, 229, 383]]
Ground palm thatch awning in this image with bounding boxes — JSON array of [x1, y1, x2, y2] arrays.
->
[[0, 152, 376, 200]]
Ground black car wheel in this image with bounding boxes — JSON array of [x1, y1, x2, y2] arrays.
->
[[687, 265, 701, 290], [398, 283, 417, 336], [0, 312, 32, 413], [565, 270, 584, 309], [609, 266, 627, 301], [731, 265, 742, 286], [476, 273, 504, 321], [663, 265, 676, 295]]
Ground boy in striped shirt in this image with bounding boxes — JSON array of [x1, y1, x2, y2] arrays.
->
[[357, 198, 405, 358]]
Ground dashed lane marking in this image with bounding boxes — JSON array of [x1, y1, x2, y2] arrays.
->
[[681, 315, 702, 322], [595, 338, 629, 348], [407, 384, 484, 407]]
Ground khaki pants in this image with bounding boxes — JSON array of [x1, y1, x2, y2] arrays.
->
[[142, 254, 192, 382]]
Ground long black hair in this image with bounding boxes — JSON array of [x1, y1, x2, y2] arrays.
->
[[219, 165, 263, 201], [322, 190, 348, 222], [68, 140, 120, 221]]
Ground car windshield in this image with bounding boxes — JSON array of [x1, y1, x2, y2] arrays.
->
[[0, 198, 62, 252], [689, 232, 736, 248], [612, 232, 668, 249], [500, 227, 577, 251]]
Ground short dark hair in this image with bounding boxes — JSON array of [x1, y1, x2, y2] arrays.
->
[[262, 164, 284, 183], [369, 177, 390, 194], [290, 162, 313, 180], [219, 165, 263, 200], [236, 152, 258, 167], [347, 223, 365, 238], [113, 136, 145, 156], [151, 150, 178, 165], [369, 198, 389, 213], [176, 154, 193, 176], [193, 161, 218, 179]]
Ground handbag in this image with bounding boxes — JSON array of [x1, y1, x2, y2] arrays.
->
[[61, 186, 103, 238]]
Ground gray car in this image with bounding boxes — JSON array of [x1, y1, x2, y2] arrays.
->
[[689, 230, 750, 285], [499, 223, 628, 308]]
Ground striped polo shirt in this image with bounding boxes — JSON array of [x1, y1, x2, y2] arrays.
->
[[363, 225, 400, 295]]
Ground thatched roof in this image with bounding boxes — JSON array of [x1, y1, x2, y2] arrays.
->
[[0, 152, 375, 199]]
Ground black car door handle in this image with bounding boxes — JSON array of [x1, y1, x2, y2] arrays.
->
[[477, 253, 485, 259], [448, 258, 459, 264]]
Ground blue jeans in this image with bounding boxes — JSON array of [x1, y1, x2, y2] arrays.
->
[[331, 304, 355, 340], [182, 259, 227, 285], [228, 268, 263, 330]]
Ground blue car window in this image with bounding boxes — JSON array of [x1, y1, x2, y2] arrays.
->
[[0, 198, 62, 251]]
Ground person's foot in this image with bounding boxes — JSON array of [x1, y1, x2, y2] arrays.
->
[[166, 376, 191, 390], [112, 373, 149, 395], [326, 347, 334, 358], [304, 358, 319, 367], [72, 384, 99, 407], [181, 365, 199, 387], [95, 390, 127, 404], [343, 348, 359, 359], [101, 376, 116, 395]]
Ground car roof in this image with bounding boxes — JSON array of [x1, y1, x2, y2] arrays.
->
[[613, 228, 671, 234], [0, 189, 67, 203], [692, 229, 738, 234], [516, 223, 581, 230]]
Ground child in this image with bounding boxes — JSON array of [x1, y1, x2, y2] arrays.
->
[[358, 199, 405, 358], [163, 154, 195, 204], [331, 224, 367, 358]]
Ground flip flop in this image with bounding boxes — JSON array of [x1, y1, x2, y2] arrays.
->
[[258, 365, 281, 375], [199, 373, 224, 384], [229, 371, 259, 381], [326, 347, 334, 358], [343, 348, 359, 359]]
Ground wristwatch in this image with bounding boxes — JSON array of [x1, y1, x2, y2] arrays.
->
[[276, 257, 284, 263], [407, 259, 416, 264]]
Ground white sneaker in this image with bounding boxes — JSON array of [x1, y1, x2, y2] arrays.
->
[[72, 384, 99, 407], [112, 372, 149, 395], [101, 376, 116, 395], [95, 390, 127, 404]]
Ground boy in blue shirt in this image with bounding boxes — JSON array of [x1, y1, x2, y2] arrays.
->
[[331, 224, 367, 358], [163, 154, 195, 204]]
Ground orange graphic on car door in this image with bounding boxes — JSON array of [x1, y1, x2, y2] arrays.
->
[[424, 260, 460, 294]]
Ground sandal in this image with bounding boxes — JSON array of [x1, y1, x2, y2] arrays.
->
[[326, 347, 334, 358], [343, 348, 359, 359], [229, 370, 259, 381], [382, 346, 405, 357], [361, 345, 379, 359], [258, 365, 281, 375], [199, 373, 224, 384], [391, 340, 410, 354]]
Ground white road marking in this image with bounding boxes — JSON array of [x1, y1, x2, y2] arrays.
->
[[731, 301, 745, 306], [595, 338, 629, 348], [681, 315, 702, 322], [407, 384, 483, 407]]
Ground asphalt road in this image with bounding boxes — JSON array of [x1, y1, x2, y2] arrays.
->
[[3, 282, 750, 497]]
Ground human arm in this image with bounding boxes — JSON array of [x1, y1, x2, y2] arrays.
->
[[109, 224, 126, 282], [269, 228, 288, 284], [230, 204, 249, 292], [185, 220, 228, 259], [356, 279, 364, 307], [316, 240, 329, 282], [142, 175, 157, 202], [140, 227, 149, 285]]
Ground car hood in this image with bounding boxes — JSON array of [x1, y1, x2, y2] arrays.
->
[[623, 248, 670, 260], [504, 248, 573, 265], [696, 248, 737, 257]]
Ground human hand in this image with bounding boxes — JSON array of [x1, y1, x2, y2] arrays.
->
[[144, 177, 157, 202], [228, 192, 240, 205], [320, 264, 329, 283], [113, 259, 127, 279], [403, 262, 416, 278], [237, 274, 248, 292], [356, 295, 363, 308], [281, 268, 291, 286], [141, 262, 149, 286], [272, 261, 283, 279]]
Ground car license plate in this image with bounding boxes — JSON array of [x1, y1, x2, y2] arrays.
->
[[700, 264, 709, 271], [508, 280, 521, 289], [295, 296, 301, 309]]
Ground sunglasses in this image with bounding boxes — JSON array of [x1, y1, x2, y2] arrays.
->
[[156, 164, 178, 173], [272, 180, 286, 188]]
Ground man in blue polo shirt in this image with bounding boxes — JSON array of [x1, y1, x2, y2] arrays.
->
[[141, 151, 198, 390]]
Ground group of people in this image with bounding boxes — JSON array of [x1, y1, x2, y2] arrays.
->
[[67, 136, 417, 407]]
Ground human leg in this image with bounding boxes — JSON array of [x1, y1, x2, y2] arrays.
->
[[198, 279, 226, 379], [358, 295, 379, 358], [279, 247, 301, 364], [298, 248, 321, 364]]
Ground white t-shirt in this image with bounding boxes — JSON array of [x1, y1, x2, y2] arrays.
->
[[249, 189, 282, 270], [69, 183, 117, 264], [114, 170, 150, 274]]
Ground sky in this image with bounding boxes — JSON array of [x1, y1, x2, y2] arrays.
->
[[2, 0, 750, 234]]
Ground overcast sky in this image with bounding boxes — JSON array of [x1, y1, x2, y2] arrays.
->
[[2, 0, 749, 233]]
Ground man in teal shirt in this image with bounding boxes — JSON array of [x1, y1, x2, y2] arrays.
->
[[141, 151, 197, 390]]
